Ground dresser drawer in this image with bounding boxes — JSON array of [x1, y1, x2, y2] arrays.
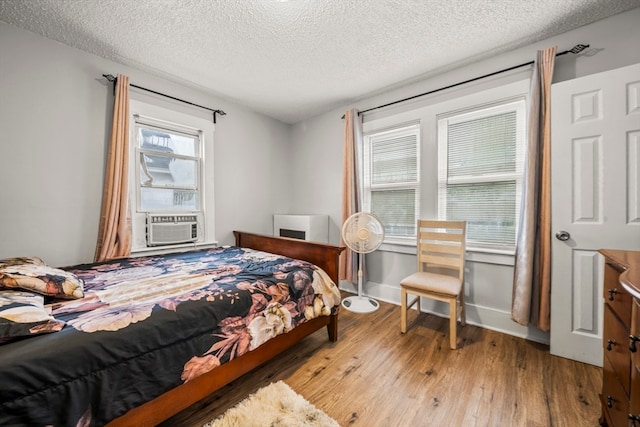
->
[[604, 262, 632, 325], [599, 250, 640, 427], [602, 354, 631, 427], [632, 364, 640, 424], [604, 303, 631, 395]]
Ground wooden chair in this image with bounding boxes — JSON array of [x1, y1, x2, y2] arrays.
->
[[400, 220, 467, 349]]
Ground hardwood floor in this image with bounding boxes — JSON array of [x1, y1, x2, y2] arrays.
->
[[161, 297, 602, 427]]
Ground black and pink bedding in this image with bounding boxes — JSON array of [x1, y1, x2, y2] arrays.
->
[[0, 246, 341, 426]]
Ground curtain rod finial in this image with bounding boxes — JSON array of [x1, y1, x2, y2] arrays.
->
[[102, 74, 117, 82], [570, 44, 589, 54]]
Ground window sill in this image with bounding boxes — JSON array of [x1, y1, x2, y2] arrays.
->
[[466, 248, 515, 266], [377, 242, 515, 266], [378, 241, 416, 255]]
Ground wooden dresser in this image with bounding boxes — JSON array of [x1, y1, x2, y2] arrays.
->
[[599, 249, 640, 426]]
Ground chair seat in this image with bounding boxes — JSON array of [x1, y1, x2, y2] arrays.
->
[[400, 271, 462, 296]]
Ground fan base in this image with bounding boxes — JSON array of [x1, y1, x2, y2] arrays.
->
[[341, 296, 380, 313]]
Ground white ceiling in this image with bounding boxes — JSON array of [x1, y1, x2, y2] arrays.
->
[[1, 0, 638, 124]]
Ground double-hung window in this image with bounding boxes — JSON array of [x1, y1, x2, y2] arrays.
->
[[128, 99, 216, 252], [437, 99, 525, 252], [134, 117, 202, 212], [363, 123, 420, 243]]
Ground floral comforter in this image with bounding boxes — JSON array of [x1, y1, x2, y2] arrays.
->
[[0, 246, 341, 426]]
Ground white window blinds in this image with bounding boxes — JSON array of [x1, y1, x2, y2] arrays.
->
[[437, 100, 525, 250], [364, 123, 420, 241]]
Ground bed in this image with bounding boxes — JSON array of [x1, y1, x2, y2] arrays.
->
[[0, 231, 344, 426]]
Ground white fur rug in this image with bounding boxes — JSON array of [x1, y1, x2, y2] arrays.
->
[[204, 381, 340, 427]]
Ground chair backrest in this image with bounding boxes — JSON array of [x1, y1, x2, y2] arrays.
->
[[416, 220, 466, 281]]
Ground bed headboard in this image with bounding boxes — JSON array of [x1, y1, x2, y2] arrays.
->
[[233, 231, 344, 284]]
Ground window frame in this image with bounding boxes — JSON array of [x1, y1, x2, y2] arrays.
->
[[133, 115, 204, 213], [362, 122, 421, 245], [128, 99, 216, 254], [436, 97, 526, 252], [360, 79, 530, 260]]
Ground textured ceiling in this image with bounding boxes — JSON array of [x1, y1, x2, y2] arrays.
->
[[1, 0, 638, 124]]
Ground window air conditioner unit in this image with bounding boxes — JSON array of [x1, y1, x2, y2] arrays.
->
[[146, 213, 199, 246]]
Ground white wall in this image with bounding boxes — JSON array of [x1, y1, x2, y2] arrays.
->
[[289, 8, 640, 343], [1, 8, 639, 342], [0, 22, 292, 267]]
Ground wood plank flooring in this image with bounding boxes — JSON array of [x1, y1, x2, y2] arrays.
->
[[161, 297, 602, 427]]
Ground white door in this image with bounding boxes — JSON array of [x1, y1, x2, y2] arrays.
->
[[550, 63, 640, 366]]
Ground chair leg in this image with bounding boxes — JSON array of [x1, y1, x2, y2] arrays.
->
[[459, 290, 466, 326], [449, 297, 457, 350], [400, 287, 407, 333]]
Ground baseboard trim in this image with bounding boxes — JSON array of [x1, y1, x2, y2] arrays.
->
[[339, 280, 549, 345]]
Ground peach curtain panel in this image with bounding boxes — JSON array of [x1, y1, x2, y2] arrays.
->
[[339, 109, 362, 284], [94, 74, 132, 262], [511, 47, 557, 331]]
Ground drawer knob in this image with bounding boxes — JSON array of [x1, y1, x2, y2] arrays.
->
[[630, 335, 640, 353], [606, 339, 616, 351], [607, 395, 614, 408], [607, 288, 618, 301]]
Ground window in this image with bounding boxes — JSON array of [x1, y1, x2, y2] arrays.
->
[[363, 123, 420, 243], [437, 99, 525, 251], [134, 120, 202, 212], [128, 100, 216, 252]]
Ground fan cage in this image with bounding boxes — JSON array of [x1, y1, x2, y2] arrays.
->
[[341, 212, 385, 254]]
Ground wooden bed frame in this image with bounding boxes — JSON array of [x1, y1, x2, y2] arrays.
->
[[106, 231, 344, 426]]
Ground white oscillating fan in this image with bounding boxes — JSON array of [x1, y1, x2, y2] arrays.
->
[[341, 212, 385, 313]]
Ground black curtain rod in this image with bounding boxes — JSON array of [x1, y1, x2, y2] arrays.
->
[[342, 43, 589, 119], [102, 74, 226, 124]]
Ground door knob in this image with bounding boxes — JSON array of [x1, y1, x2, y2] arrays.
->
[[555, 231, 570, 241]]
